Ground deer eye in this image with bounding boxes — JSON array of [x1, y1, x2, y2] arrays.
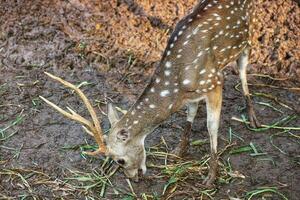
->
[[116, 129, 129, 141], [119, 129, 127, 136], [116, 159, 125, 165]]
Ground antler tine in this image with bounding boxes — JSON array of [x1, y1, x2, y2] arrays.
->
[[40, 72, 106, 155], [39, 96, 94, 129]]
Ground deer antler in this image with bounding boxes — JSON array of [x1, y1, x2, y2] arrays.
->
[[39, 72, 106, 155]]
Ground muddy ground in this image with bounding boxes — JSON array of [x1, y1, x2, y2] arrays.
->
[[0, 0, 300, 199]]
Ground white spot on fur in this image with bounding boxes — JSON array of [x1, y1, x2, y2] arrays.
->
[[160, 90, 170, 97], [183, 79, 191, 85], [165, 61, 172, 68], [149, 104, 156, 109], [200, 69, 206, 74], [209, 85, 215, 90], [164, 70, 171, 76]]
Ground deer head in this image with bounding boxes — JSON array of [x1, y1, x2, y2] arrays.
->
[[40, 72, 148, 179], [105, 104, 148, 178]]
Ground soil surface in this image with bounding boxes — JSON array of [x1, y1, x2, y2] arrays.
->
[[1, 0, 299, 199]]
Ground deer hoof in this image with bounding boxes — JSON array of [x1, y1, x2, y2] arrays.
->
[[202, 157, 218, 187], [246, 96, 261, 128], [248, 108, 261, 128]]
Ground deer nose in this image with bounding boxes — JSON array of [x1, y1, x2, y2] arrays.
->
[[116, 159, 126, 165]]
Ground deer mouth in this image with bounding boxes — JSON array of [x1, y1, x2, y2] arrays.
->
[[124, 168, 139, 181], [123, 167, 145, 182]]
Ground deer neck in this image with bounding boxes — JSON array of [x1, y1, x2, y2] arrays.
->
[[118, 76, 183, 139]]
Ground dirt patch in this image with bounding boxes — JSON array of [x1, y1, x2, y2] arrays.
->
[[1, 0, 300, 199], [250, 0, 300, 80], [2, 0, 298, 78]]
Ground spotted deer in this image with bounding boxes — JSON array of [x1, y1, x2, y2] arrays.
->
[[40, 0, 259, 186]]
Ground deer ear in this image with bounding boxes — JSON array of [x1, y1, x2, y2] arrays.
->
[[116, 129, 130, 142], [108, 103, 120, 126]]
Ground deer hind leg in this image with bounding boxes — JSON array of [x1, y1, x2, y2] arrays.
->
[[172, 101, 199, 157], [237, 48, 261, 128], [202, 85, 222, 187]]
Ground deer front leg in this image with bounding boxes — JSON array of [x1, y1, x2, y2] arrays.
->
[[237, 48, 261, 128], [202, 85, 222, 187], [172, 102, 199, 157]]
